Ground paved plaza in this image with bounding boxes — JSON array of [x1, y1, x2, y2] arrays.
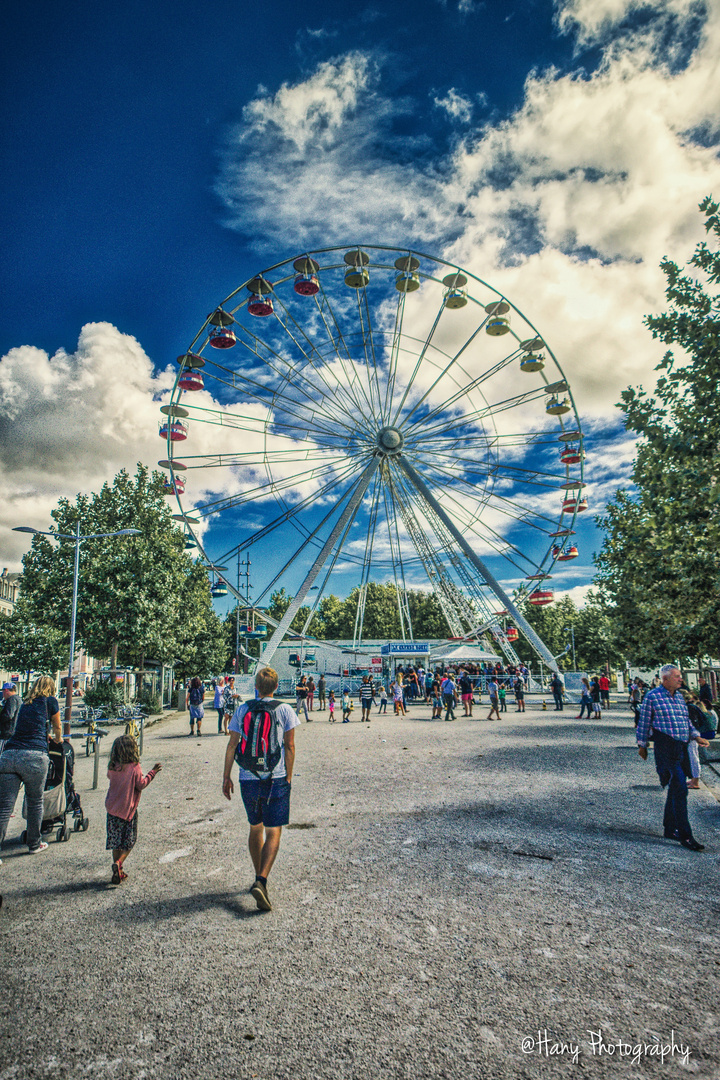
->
[[1, 700, 719, 1079]]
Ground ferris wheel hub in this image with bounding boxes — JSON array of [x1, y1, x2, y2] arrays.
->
[[377, 427, 404, 456]]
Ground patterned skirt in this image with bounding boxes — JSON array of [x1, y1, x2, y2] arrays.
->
[[106, 811, 138, 851]]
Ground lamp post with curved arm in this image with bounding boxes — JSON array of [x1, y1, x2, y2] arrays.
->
[[13, 522, 141, 737]]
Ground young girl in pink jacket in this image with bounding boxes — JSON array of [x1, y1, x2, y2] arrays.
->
[[105, 735, 161, 885]]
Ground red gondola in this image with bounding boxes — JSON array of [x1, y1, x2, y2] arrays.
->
[[162, 476, 186, 495], [529, 590, 554, 606], [247, 294, 274, 317], [560, 445, 583, 465], [552, 544, 578, 561], [209, 327, 237, 349], [506, 626, 519, 642], [179, 369, 204, 392], [562, 497, 588, 514], [159, 420, 188, 442]]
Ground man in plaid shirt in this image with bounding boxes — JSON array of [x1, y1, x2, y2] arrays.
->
[[637, 664, 709, 851]]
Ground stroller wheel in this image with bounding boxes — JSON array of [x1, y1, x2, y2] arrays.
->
[[57, 825, 70, 843], [82, 817, 89, 831], [74, 817, 82, 832], [21, 830, 27, 845]]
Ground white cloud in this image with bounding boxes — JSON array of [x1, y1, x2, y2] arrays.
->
[[555, 0, 701, 45], [217, 5, 720, 425], [433, 88, 474, 122]]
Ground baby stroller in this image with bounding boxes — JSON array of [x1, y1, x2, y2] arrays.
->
[[22, 741, 89, 843]]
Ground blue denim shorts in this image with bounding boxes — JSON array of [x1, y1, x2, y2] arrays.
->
[[240, 777, 291, 827]]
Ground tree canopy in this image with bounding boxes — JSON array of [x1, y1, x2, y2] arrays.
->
[[14, 465, 227, 678], [595, 197, 720, 664]]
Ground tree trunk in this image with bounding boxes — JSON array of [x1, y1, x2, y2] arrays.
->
[[110, 641, 118, 684]]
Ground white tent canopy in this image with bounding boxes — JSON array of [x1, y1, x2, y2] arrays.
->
[[428, 645, 502, 664]]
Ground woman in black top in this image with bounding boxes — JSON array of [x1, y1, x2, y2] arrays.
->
[[0, 675, 62, 854]]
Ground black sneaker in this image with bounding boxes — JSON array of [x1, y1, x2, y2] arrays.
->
[[680, 837, 705, 851], [250, 879, 272, 911]]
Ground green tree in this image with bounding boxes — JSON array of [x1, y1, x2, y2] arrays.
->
[[0, 600, 67, 674], [18, 465, 205, 674], [595, 197, 720, 664], [172, 563, 229, 680]]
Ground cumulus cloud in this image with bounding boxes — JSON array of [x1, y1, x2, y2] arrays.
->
[[0, 323, 345, 571], [217, 5, 720, 424]]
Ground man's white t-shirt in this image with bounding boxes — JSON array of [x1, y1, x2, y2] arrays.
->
[[229, 697, 300, 781]]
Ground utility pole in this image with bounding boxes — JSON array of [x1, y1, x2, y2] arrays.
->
[[235, 552, 251, 674]]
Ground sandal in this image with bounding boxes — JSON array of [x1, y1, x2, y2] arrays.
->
[[111, 862, 122, 884], [119, 869, 128, 881]]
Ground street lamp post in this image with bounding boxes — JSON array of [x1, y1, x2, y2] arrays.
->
[[13, 522, 141, 738], [564, 625, 577, 672]]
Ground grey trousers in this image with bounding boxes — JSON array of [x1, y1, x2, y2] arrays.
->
[[0, 748, 50, 850]]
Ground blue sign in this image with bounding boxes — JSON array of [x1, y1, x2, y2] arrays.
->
[[380, 642, 430, 655]]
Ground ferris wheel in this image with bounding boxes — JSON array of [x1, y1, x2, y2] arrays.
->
[[158, 244, 586, 673]]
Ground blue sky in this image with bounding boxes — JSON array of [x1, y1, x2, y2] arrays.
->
[[2, 0, 719, 622]]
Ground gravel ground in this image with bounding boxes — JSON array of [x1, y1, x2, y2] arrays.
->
[[1, 699, 719, 1080]]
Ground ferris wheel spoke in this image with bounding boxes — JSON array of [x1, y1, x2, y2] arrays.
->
[[425, 459, 560, 532], [401, 349, 521, 436], [389, 303, 446, 428], [395, 312, 492, 429], [310, 285, 379, 420], [201, 359, 361, 440], [382, 470, 413, 640], [352, 469, 384, 646], [404, 385, 551, 444], [230, 321, 364, 432], [411, 448, 569, 491], [268, 297, 372, 424], [187, 459, 359, 519]]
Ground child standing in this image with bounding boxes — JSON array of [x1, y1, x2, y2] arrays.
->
[[378, 686, 388, 714], [105, 735, 161, 885], [498, 683, 507, 712], [342, 690, 352, 723], [328, 690, 336, 722]]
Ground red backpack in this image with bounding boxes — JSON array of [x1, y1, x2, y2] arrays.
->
[[233, 699, 283, 777]]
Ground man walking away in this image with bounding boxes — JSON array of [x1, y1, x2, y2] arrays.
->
[[551, 672, 564, 711], [636, 664, 709, 851], [223, 666, 299, 910], [599, 672, 610, 710], [318, 674, 326, 711]]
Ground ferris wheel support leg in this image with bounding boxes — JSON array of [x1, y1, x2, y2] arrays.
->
[[397, 457, 561, 674], [260, 457, 381, 669]]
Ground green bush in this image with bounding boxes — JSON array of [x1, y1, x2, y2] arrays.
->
[[135, 689, 162, 715], [83, 681, 125, 713]]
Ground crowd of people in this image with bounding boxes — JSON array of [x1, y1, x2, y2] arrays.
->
[[0, 660, 714, 915]]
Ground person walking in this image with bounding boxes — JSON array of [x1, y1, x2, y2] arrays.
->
[[576, 677, 593, 719], [378, 685, 388, 714], [105, 735, 161, 884], [513, 674, 525, 713], [186, 677, 205, 737], [358, 675, 374, 722], [590, 677, 602, 719], [318, 675, 326, 712], [0, 681, 21, 755], [328, 690, 336, 722], [342, 690, 352, 723], [221, 678, 234, 736], [295, 676, 310, 723], [637, 664, 709, 851], [307, 677, 315, 712], [0, 675, 61, 854], [498, 682, 507, 713], [441, 672, 457, 721], [550, 672, 564, 711], [392, 677, 405, 716], [458, 670, 474, 717], [223, 666, 299, 912], [213, 679, 224, 733], [599, 672, 610, 710], [486, 677, 500, 721]]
